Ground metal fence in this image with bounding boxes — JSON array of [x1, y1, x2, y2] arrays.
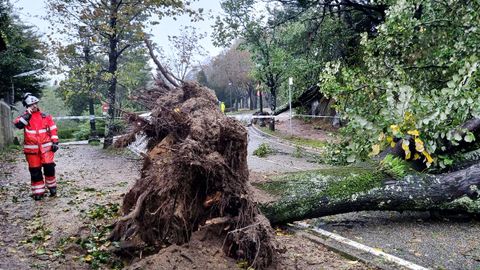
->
[[0, 100, 13, 149]]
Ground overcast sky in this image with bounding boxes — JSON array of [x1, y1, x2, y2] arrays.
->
[[12, 0, 225, 76]]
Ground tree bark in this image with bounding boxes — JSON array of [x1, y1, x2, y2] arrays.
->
[[83, 40, 98, 142], [103, 0, 119, 149], [257, 164, 480, 225], [144, 38, 180, 88], [247, 83, 254, 110]]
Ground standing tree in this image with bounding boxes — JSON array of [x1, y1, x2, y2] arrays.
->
[[214, 0, 286, 129], [47, 0, 197, 148], [205, 43, 255, 110], [0, 0, 46, 103], [163, 25, 207, 81], [116, 48, 151, 111]]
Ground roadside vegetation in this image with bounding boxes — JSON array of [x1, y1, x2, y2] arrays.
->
[[253, 143, 274, 157], [259, 126, 326, 150]]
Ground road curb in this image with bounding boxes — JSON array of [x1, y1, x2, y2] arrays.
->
[[291, 223, 429, 270]]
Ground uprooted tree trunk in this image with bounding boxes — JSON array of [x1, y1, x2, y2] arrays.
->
[[110, 82, 275, 269], [256, 165, 480, 225], [273, 85, 324, 115]]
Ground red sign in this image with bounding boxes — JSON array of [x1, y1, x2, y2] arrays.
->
[[102, 103, 109, 115]]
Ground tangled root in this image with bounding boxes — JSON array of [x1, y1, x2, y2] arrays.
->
[[110, 82, 275, 269]]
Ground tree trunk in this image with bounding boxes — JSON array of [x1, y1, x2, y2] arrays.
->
[[259, 91, 263, 113], [103, 0, 119, 149], [83, 40, 98, 142], [268, 86, 277, 131], [248, 84, 254, 110], [256, 165, 480, 225]]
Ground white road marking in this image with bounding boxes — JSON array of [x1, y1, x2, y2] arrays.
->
[[296, 222, 429, 270]]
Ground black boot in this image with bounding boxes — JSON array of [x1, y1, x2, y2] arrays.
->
[[49, 187, 57, 197], [33, 194, 43, 201]]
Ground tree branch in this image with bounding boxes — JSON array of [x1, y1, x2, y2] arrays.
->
[[144, 38, 181, 88]]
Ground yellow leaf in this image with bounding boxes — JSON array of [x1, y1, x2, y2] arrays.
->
[[390, 141, 396, 148], [422, 151, 433, 164], [401, 140, 409, 150], [390, 125, 400, 135], [370, 144, 381, 156], [386, 136, 393, 143], [402, 140, 411, 160], [414, 138, 424, 152], [378, 132, 385, 141], [413, 153, 421, 160], [407, 130, 420, 137], [84, 255, 94, 263]]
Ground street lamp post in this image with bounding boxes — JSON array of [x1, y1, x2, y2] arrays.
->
[[288, 77, 293, 135]]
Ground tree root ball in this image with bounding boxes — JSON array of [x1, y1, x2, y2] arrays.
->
[[110, 82, 276, 269]]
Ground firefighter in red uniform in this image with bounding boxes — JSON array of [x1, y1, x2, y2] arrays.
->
[[13, 93, 59, 201]]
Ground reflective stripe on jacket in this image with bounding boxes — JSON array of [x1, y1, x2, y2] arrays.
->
[[13, 111, 59, 154]]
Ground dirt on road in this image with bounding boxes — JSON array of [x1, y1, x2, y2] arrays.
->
[[0, 144, 373, 270]]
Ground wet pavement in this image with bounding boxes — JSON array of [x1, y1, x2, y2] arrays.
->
[[316, 211, 480, 270]]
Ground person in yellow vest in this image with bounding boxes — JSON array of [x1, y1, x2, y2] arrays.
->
[[220, 101, 226, 114]]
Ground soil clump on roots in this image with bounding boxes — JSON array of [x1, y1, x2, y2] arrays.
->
[[111, 82, 276, 268]]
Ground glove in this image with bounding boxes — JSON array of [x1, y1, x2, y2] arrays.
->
[[52, 142, 59, 153], [22, 112, 31, 121]]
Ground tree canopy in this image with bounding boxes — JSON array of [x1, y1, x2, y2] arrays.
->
[[319, 0, 480, 167], [46, 0, 200, 147], [0, 0, 46, 104], [215, 0, 480, 169]]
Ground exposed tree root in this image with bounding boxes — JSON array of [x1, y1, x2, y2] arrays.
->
[[111, 82, 275, 269]]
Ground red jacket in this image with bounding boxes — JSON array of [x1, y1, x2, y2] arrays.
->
[[13, 111, 59, 154]]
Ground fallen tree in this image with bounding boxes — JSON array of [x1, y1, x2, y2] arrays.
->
[[273, 85, 324, 115], [110, 71, 480, 269], [256, 165, 480, 224], [111, 82, 275, 269]]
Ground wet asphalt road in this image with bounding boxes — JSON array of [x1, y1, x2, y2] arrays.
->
[[316, 211, 480, 270], [247, 124, 480, 270]]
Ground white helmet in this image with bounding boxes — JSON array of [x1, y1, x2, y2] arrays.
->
[[22, 93, 40, 107]]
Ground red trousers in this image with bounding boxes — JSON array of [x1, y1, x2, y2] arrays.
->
[[26, 151, 56, 196]]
